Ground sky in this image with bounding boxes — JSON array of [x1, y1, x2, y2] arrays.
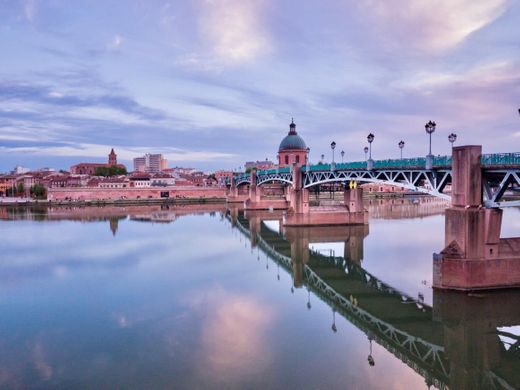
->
[[0, 0, 519, 172]]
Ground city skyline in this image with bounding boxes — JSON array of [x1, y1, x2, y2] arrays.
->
[[1, 0, 519, 172]]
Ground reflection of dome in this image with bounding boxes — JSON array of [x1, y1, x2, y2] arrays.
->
[[278, 119, 307, 152]]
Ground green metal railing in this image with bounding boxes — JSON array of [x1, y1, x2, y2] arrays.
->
[[231, 153, 520, 181], [481, 153, 520, 166]]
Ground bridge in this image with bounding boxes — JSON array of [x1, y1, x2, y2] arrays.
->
[[230, 149, 520, 208], [227, 146, 520, 291], [226, 208, 520, 390]]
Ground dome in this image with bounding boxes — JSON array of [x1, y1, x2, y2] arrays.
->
[[278, 120, 307, 151]]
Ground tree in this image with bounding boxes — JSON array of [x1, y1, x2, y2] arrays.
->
[[30, 184, 46, 199], [16, 182, 24, 196], [95, 166, 127, 177]]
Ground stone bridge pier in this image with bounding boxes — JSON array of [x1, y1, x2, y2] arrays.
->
[[283, 165, 368, 227], [226, 176, 249, 203], [244, 171, 289, 210], [434, 145, 520, 290]]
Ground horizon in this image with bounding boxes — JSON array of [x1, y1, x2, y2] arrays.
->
[[1, 0, 519, 173]]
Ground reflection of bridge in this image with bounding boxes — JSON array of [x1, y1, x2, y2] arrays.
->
[[227, 208, 520, 390], [366, 197, 448, 220]]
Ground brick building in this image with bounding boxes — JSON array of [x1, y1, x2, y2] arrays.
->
[[70, 148, 126, 175]]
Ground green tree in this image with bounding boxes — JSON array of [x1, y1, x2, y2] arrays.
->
[[95, 166, 127, 177], [16, 182, 24, 195], [30, 184, 46, 199]]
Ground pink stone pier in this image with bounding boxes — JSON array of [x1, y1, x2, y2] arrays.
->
[[283, 165, 368, 227], [243, 171, 289, 210], [434, 145, 520, 290]]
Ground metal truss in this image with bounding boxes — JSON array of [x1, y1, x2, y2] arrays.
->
[[257, 171, 293, 185], [232, 166, 520, 208], [235, 177, 251, 186], [303, 169, 452, 201], [483, 170, 520, 208]]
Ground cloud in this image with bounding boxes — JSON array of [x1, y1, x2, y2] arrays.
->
[[196, 0, 271, 65], [106, 34, 123, 51], [23, 0, 38, 22], [0, 141, 236, 162], [183, 287, 275, 381], [357, 0, 510, 52]]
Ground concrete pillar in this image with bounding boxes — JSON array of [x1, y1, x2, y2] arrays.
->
[[248, 171, 261, 203], [230, 176, 238, 197], [451, 145, 482, 207], [289, 165, 309, 214], [344, 187, 363, 212]]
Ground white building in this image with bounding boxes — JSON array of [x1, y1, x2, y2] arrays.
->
[[133, 154, 168, 173]]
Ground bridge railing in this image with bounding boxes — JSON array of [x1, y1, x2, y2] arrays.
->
[[481, 153, 520, 166], [228, 153, 520, 184]]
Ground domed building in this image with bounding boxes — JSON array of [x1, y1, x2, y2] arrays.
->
[[278, 119, 309, 167]]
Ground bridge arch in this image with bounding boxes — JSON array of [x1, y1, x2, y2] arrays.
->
[[303, 170, 452, 201]]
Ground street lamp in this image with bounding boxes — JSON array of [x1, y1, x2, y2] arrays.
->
[[330, 141, 336, 171], [341, 150, 345, 164], [364, 146, 369, 161], [425, 120, 436, 169], [448, 133, 457, 148], [321, 153, 325, 164], [367, 133, 375, 170], [398, 140, 405, 160], [306, 147, 310, 170]]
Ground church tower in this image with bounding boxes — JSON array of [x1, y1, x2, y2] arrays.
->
[[108, 148, 117, 166]]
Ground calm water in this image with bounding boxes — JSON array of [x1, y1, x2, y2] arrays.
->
[[1, 201, 520, 389]]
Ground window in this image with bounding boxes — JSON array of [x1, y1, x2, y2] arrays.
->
[[285, 155, 289, 164], [296, 155, 300, 164]]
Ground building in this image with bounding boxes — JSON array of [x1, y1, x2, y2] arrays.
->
[[278, 119, 308, 167], [244, 160, 276, 171], [214, 170, 234, 186], [129, 172, 151, 188], [98, 176, 130, 189], [12, 165, 30, 175], [150, 172, 176, 186], [133, 154, 168, 173], [70, 148, 126, 175]]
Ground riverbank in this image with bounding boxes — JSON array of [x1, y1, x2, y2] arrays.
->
[[0, 196, 226, 207]]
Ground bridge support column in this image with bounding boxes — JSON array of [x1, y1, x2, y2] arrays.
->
[[434, 145, 520, 290], [244, 171, 289, 210], [283, 166, 368, 226], [226, 176, 248, 203]]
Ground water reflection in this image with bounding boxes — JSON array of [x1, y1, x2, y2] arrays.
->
[[231, 204, 520, 390], [0, 201, 518, 389]]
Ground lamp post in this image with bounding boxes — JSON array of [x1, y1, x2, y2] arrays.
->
[[398, 140, 405, 160], [331, 308, 337, 333], [341, 150, 345, 164], [367, 133, 375, 170], [321, 153, 325, 164], [306, 147, 310, 171], [330, 141, 336, 171], [425, 120, 436, 169], [448, 133, 457, 148], [364, 146, 369, 161]]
